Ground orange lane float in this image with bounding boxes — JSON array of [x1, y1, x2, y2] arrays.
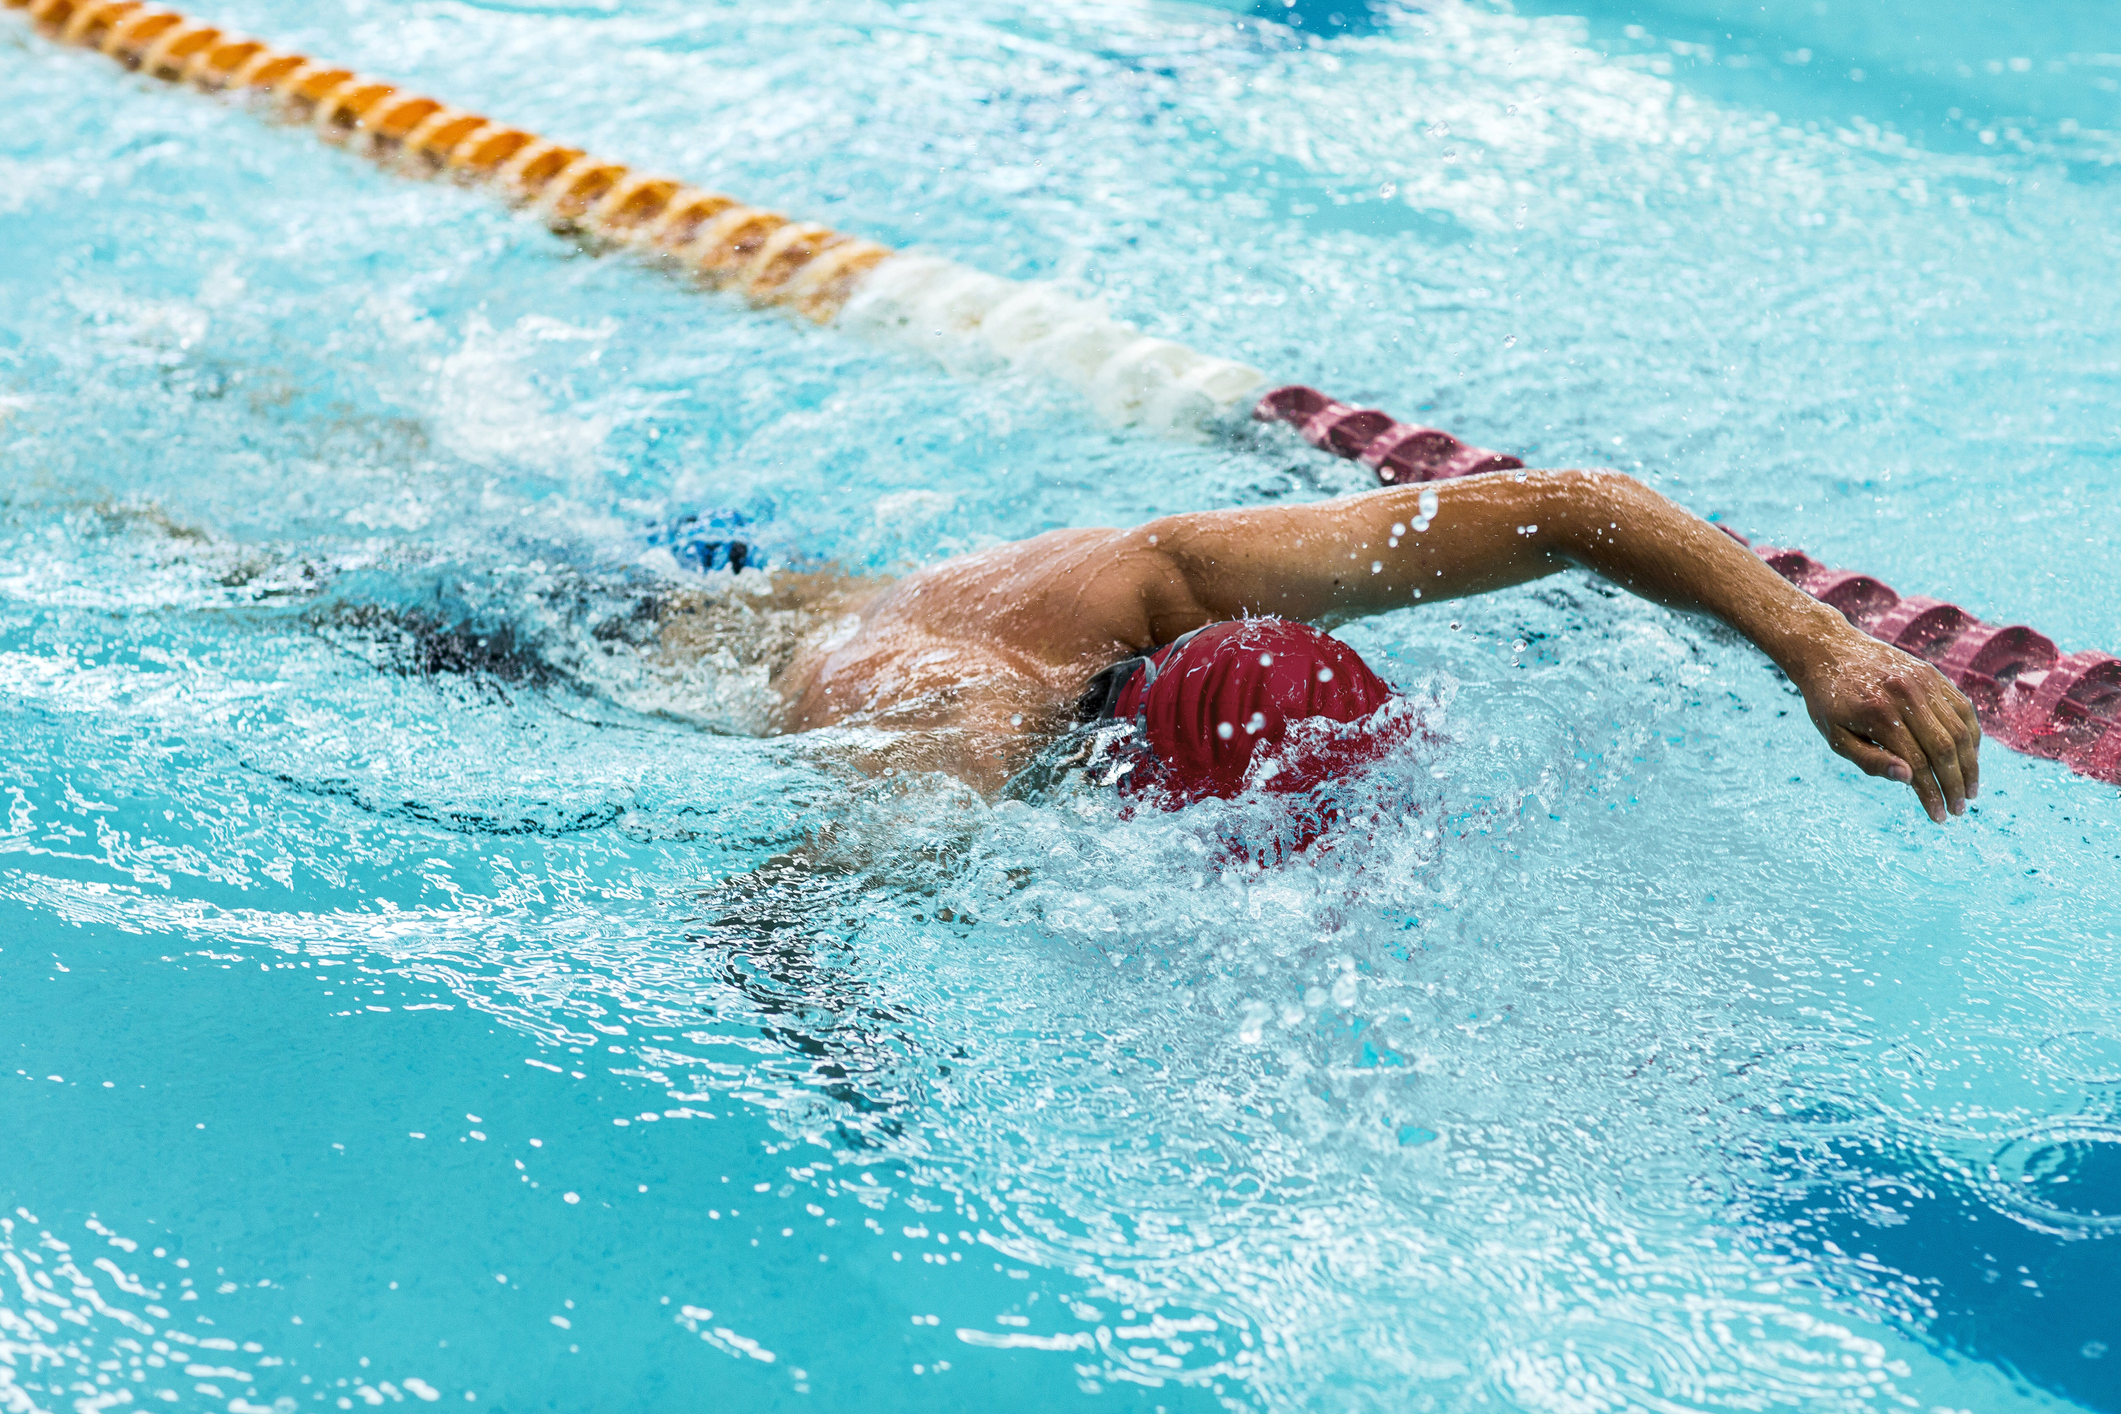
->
[[7, 0, 892, 322], [4, 0, 1267, 432]]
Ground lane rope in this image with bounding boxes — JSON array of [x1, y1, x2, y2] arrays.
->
[[14, 3, 2114, 790], [3, 0, 1266, 434], [1255, 386, 2121, 788]]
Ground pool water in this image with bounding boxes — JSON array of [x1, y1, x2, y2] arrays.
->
[[4, 1, 2119, 1410]]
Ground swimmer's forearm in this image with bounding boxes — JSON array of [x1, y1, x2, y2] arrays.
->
[[1527, 470, 1981, 823], [1530, 470, 1852, 675]]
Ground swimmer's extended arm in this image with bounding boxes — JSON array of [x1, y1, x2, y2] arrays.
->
[[1129, 469, 1980, 824]]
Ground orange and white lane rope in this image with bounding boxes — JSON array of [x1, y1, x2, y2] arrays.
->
[[19, 1, 2117, 792], [4, 0, 1265, 434]]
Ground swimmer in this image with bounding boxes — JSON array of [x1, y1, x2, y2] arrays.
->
[[684, 469, 1981, 823]]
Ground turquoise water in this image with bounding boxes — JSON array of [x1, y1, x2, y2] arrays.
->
[[4, 0, 2120, 1410]]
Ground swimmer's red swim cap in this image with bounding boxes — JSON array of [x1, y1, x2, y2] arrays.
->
[[1111, 618, 1399, 804]]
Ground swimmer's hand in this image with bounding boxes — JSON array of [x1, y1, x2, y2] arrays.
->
[[1788, 626, 1981, 823]]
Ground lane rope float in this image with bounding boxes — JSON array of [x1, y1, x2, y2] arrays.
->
[[1255, 386, 2121, 789], [3, 0, 1266, 435], [13, 4, 2115, 790]]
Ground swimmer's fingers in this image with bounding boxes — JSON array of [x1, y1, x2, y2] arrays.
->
[[1944, 688, 1983, 802], [1826, 724, 1921, 800], [1836, 711, 1951, 824], [1899, 712, 1964, 820], [1901, 693, 1979, 818], [1865, 664, 1981, 821]]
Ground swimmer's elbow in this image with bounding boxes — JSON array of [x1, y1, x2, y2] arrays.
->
[[1532, 468, 1664, 543], [1539, 466, 1643, 502], [1491, 468, 1674, 574]]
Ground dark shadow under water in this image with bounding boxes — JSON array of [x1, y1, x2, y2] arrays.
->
[[1745, 1114, 2121, 1410]]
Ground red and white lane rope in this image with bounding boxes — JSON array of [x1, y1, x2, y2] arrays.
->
[[1254, 386, 2121, 788]]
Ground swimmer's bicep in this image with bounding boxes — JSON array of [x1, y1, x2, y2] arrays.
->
[[1143, 477, 1566, 622]]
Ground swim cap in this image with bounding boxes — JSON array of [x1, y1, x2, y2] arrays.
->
[[1106, 618, 1398, 803]]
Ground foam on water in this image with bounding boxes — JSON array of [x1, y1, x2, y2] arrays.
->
[[4, 1, 2119, 1411]]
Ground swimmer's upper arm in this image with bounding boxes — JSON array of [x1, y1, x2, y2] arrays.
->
[[1131, 469, 1588, 625]]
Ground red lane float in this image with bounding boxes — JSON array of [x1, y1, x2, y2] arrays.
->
[[1253, 386, 1525, 482], [1255, 385, 2121, 787]]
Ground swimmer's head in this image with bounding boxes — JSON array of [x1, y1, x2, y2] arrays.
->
[[1108, 618, 1399, 804]]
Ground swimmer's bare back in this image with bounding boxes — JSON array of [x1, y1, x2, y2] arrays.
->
[[656, 568, 886, 686], [763, 470, 1982, 823]]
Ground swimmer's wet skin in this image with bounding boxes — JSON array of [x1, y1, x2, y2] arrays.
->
[[766, 468, 1982, 824]]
